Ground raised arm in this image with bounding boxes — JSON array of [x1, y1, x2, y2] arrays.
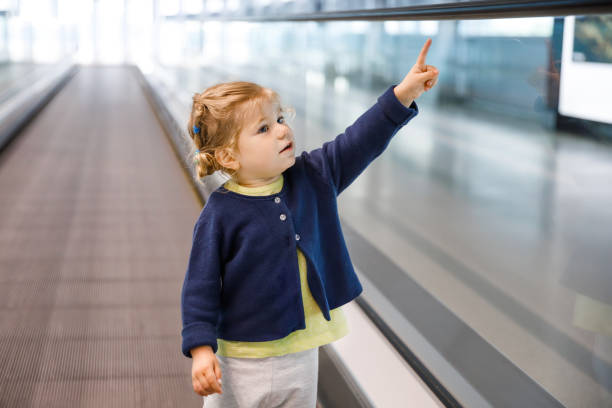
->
[[302, 86, 418, 196], [301, 39, 439, 196]]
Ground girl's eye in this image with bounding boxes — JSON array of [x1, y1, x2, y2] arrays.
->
[[258, 116, 284, 133]]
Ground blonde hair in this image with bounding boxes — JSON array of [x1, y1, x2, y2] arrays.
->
[[187, 81, 295, 184]]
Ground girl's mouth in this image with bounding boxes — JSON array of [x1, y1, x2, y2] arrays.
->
[[280, 142, 293, 153]]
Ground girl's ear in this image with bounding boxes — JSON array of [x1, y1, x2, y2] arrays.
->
[[215, 147, 240, 171]]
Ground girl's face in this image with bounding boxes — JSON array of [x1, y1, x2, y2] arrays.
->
[[231, 97, 295, 186]]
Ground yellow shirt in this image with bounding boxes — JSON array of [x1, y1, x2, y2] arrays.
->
[[217, 174, 349, 358]]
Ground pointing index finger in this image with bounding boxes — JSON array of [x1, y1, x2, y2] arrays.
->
[[416, 38, 432, 68]]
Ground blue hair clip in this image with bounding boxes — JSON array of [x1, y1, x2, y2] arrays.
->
[[193, 125, 200, 134], [194, 149, 199, 154]]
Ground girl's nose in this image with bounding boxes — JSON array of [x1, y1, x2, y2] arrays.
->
[[278, 128, 291, 140]]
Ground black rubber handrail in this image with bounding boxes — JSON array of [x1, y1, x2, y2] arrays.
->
[[167, 0, 612, 22]]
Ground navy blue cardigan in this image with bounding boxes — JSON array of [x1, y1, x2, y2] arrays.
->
[[181, 85, 418, 358]]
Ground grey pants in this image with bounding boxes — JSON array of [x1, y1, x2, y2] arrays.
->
[[203, 347, 319, 408]]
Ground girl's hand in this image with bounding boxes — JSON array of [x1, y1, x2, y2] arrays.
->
[[393, 38, 440, 107], [191, 345, 223, 396]]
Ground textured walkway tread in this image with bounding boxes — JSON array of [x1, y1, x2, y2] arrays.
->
[[0, 66, 202, 407]]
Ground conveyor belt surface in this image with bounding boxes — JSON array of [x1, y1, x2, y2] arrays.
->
[[0, 66, 202, 407]]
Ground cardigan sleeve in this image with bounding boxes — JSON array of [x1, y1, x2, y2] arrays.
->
[[301, 85, 419, 196], [180, 213, 223, 357]]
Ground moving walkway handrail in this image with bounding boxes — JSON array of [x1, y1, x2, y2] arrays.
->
[[169, 0, 612, 22]]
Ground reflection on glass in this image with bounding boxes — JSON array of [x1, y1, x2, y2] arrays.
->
[[573, 15, 612, 63], [146, 14, 612, 407], [559, 16, 612, 126]]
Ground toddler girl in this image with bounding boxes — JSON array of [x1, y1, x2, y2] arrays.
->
[[181, 38, 438, 408]]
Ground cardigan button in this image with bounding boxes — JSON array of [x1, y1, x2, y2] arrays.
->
[[280, 214, 287, 221], [274, 197, 281, 204], [295, 234, 300, 241]]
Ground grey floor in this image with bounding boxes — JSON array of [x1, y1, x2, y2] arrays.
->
[[151, 62, 612, 407], [0, 66, 203, 407]]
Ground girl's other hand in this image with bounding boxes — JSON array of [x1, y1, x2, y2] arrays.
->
[[394, 38, 440, 107], [191, 345, 223, 396]]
